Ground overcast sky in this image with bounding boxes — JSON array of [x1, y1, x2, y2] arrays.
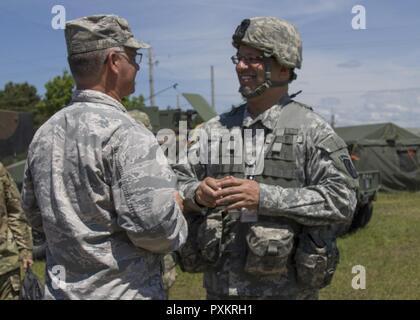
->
[[1, 0, 420, 128]]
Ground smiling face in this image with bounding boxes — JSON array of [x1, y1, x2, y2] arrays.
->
[[235, 45, 266, 95], [235, 44, 291, 99]]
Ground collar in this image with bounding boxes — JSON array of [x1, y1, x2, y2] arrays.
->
[[71, 90, 127, 113], [242, 94, 292, 130]]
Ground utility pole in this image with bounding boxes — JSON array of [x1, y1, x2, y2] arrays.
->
[[330, 109, 336, 128], [176, 95, 180, 109], [210, 65, 215, 110], [148, 47, 156, 107]]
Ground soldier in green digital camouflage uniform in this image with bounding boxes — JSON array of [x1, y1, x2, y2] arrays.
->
[[174, 17, 358, 299], [128, 110, 153, 131], [0, 162, 33, 300]]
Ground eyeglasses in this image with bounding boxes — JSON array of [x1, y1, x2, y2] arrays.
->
[[231, 54, 265, 65], [113, 50, 143, 65]]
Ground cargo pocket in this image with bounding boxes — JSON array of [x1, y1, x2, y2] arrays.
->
[[244, 222, 294, 276], [294, 232, 339, 289], [197, 213, 223, 265], [260, 131, 303, 188], [10, 272, 21, 293], [176, 214, 207, 273]]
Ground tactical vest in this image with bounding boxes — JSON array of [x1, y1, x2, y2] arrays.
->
[[197, 101, 341, 290], [208, 101, 307, 188]]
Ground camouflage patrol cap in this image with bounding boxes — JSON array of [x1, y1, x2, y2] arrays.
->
[[128, 110, 153, 131], [65, 14, 150, 56], [232, 16, 302, 69]]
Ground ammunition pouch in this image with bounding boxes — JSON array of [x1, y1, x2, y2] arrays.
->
[[175, 214, 207, 273], [294, 230, 339, 289], [244, 221, 294, 276], [197, 212, 223, 265]]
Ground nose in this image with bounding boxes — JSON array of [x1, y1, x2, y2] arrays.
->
[[236, 59, 249, 72]]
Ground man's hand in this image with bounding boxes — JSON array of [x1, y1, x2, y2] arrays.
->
[[195, 177, 222, 208], [174, 191, 185, 212], [20, 250, 33, 271], [22, 258, 33, 270], [215, 176, 260, 211]]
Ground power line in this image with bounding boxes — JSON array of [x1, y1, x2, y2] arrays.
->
[[144, 83, 179, 102]]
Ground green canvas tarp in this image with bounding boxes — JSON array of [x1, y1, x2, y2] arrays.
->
[[335, 122, 420, 192]]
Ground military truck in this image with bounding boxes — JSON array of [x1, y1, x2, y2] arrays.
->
[[334, 136, 381, 235], [347, 169, 380, 234], [138, 93, 217, 134]]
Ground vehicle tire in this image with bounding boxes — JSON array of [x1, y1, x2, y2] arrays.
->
[[359, 202, 374, 227], [348, 202, 373, 234]]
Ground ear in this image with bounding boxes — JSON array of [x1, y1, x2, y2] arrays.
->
[[105, 51, 121, 75], [280, 66, 289, 75], [271, 65, 289, 81]]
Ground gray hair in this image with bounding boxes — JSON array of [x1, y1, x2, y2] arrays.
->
[[68, 46, 124, 81]]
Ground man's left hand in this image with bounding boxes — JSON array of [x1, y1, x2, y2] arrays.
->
[[215, 176, 260, 211], [21, 257, 33, 271], [20, 250, 33, 270]]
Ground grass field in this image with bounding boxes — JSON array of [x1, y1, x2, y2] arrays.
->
[[32, 192, 420, 300]]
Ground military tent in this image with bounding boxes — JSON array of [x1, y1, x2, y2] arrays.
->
[[407, 128, 420, 137], [335, 122, 420, 192]]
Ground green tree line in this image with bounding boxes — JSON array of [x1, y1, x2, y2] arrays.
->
[[0, 70, 146, 127]]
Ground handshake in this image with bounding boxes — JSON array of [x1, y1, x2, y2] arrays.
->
[[194, 176, 260, 212]]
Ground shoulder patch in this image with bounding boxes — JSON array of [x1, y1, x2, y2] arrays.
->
[[339, 154, 359, 179]]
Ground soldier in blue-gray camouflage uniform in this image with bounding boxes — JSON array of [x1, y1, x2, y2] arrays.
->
[[22, 15, 187, 300], [127, 110, 178, 297], [174, 17, 358, 299]]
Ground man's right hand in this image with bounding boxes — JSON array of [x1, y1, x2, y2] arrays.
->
[[174, 191, 185, 213], [195, 177, 222, 208]]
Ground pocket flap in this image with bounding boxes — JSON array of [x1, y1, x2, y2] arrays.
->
[[318, 135, 347, 154], [246, 223, 294, 258]]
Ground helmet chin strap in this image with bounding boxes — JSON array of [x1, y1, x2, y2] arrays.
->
[[239, 57, 291, 99]]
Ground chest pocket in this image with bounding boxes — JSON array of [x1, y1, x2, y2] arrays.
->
[[207, 137, 245, 179], [258, 128, 303, 187], [207, 129, 304, 187]]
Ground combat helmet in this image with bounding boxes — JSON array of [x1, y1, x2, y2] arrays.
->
[[128, 110, 153, 131], [232, 17, 302, 99]]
